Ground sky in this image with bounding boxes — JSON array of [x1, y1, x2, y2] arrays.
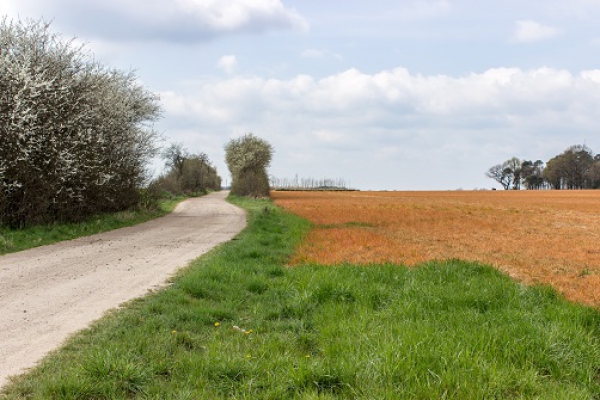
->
[[2, 0, 600, 190]]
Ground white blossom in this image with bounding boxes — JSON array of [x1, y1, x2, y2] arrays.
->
[[0, 18, 161, 227]]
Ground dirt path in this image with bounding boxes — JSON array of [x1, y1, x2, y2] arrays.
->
[[0, 191, 246, 387]]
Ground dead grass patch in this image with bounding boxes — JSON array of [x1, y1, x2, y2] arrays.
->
[[272, 190, 600, 307]]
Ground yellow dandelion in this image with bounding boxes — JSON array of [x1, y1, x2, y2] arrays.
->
[[172, 330, 177, 334], [245, 329, 254, 335], [214, 322, 220, 327]]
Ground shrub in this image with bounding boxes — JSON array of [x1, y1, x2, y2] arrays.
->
[[0, 18, 161, 227], [224, 133, 273, 198]]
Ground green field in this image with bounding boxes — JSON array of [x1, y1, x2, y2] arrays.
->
[[2, 197, 600, 399]]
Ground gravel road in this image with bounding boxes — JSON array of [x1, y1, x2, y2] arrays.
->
[[0, 191, 246, 387]]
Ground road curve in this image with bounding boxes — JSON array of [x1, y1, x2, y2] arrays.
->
[[0, 191, 246, 387]]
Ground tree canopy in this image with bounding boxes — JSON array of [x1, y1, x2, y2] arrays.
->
[[485, 145, 600, 190], [154, 143, 221, 195], [224, 134, 273, 198]]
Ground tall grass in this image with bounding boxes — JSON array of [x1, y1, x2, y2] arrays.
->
[[2, 197, 600, 399], [0, 197, 184, 255]]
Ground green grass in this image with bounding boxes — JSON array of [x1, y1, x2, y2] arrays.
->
[[0, 197, 185, 255], [2, 197, 600, 399]]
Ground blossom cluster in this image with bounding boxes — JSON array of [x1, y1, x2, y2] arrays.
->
[[0, 18, 161, 227]]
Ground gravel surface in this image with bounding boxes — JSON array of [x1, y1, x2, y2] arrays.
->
[[0, 191, 246, 387]]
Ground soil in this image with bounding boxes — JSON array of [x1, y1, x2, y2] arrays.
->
[[0, 191, 246, 387]]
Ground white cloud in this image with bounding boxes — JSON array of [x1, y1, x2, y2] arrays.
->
[[159, 67, 600, 189], [217, 55, 238, 74], [161, 66, 600, 128], [513, 20, 563, 43], [1, 0, 309, 42]]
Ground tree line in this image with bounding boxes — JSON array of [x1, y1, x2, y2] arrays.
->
[[486, 144, 600, 190], [270, 176, 350, 191], [153, 143, 221, 196], [154, 134, 274, 199]]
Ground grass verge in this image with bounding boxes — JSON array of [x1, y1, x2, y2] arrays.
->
[[0, 196, 185, 255], [2, 197, 600, 399]]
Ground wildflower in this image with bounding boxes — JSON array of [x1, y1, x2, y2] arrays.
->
[[233, 326, 253, 334], [214, 322, 220, 327]]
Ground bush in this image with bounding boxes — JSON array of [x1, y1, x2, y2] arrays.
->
[[0, 18, 161, 228], [224, 133, 273, 198]]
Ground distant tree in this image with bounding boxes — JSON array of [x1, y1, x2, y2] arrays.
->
[[521, 160, 545, 190], [543, 145, 594, 189], [506, 157, 522, 190], [179, 152, 221, 193], [162, 142, 188, 177], [156, 144, 221, 194], [486, 145, 600, 191], [486, 164, 512, 190], [224, 133, 273, 198], [485, 157, 522, 190], [543, 155, 565, 190], [589, 155, 600, 189]]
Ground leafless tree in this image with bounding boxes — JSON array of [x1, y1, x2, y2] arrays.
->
[[485, 163, 513, 190]]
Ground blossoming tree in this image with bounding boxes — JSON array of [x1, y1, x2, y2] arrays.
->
[[0, 18, 161, 227]]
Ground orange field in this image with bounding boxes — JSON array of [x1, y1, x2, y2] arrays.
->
[[272, 190, 600, 307]]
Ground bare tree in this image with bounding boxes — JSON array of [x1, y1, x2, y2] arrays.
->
[[162, 142, 188, 177], [485, 164, 513, 190], [485, 157, 523, 190]]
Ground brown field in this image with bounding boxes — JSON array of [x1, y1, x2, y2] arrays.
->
[[272, 190, 600, 307]]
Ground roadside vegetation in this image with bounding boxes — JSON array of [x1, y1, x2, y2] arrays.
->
[[3, 197, 599, 399], [225, 133, 273, 198], [0, 195, 184, 255], [0, 18, 162, 229], [152, 143, 222, 196]]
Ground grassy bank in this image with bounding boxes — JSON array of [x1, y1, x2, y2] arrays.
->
[[0, 197, 184, 255], [2, 198, 600, 399]]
